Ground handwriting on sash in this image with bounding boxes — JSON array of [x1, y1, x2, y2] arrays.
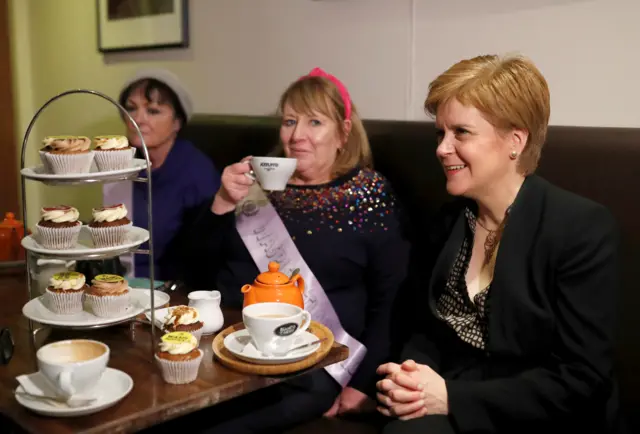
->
[[238, 196, 367, 386], [252, 222, 291, 269]]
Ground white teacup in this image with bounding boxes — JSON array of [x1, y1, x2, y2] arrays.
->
[[242, 302, 311, 356], [248, 157, 297, 191], [36, 339, 109, 398]]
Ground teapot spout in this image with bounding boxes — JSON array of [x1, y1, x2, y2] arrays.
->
[[241, 284, 252, 293]]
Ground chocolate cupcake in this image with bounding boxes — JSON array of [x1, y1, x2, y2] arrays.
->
[[85, 274, 131, 317], [163, 305, 204, 344], [87, 204, 131, 247], [44, 271, 88, 315], [35, 206, 82, 249], [41, 136, 94, 174], [93, 135, 134, 172], [155, 332, 203, 384]]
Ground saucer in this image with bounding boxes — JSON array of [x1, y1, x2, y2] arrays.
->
[[129, 278, 165, 290], [20, 158, 148, 185], [144, 307, 170, 329], [21, 225, 150, 258], [15, 368, 133, 417], [22, 288, 169, 328], [223, 329, 320, 365]]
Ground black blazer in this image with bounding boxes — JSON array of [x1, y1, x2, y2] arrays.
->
[[400, 175, 620, 433]]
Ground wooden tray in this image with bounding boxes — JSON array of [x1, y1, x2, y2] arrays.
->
[[212, 321, 334, 375]]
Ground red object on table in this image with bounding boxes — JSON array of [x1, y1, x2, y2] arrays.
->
[[0, 212, 27, 261]]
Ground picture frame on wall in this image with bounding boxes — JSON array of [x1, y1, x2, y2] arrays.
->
[[97, 0, 189, 53]]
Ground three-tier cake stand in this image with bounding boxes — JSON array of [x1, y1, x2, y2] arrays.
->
[[18, 89, 160, 364]]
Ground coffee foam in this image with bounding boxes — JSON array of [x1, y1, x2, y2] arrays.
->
[[40, 340, 106, 364]]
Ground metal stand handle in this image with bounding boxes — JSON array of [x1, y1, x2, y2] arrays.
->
[[19, 89, 157, 363]]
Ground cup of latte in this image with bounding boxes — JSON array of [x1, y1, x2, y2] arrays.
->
[[36, 339, 109, 398], [242, 302, 311, 356], [246, 157, 297, 191]]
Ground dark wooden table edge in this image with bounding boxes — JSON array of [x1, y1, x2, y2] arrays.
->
[[3, 344, 349, 434]]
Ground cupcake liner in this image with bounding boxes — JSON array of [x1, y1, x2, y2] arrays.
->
[[155, 350, 203, 385], [190, 326, 204, 344], [36, 223, 82, 249], [39, 150, 53, 173], [85, 292, 131, 318], [88, 223, 131, 248], [43, 151, 95, 174], [45, 288, 84, 315], [94, 149, 134, 172]]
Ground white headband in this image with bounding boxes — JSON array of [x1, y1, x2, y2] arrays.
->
[[121, 68, 193, 121]]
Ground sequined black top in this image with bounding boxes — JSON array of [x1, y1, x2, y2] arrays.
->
[[436, 208, 490, 350], [186, 167, 410, 392]]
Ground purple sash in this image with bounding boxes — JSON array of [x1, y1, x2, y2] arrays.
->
[[235, 184, 367, 387], [102, 182, 135, 277]]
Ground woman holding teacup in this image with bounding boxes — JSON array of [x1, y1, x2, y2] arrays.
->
[[376, 54, 620, 434], [177, 67, 410, 433]]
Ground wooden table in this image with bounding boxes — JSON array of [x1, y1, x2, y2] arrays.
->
[[0, 270, 349, 433]]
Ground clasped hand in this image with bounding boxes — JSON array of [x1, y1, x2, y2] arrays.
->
[[324, 386, 376, 417], [375, 360, 448, 420]]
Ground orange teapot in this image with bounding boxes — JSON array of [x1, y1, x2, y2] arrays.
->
[[241, 262, 305, 309], [0, 212, 27, 262]]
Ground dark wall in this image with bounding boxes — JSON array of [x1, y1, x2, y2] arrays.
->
[[181, 115, 640, 432]]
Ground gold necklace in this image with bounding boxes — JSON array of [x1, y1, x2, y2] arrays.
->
[[475, 218, 501, 265], [475, 218, 497, 233], [476, 205, 513, 265]]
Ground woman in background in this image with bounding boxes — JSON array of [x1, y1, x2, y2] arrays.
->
[[105, 69, 221, 281]]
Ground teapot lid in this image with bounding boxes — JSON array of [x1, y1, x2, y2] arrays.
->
[[0, 212, 22, 229], [256, 262, 290, 285]]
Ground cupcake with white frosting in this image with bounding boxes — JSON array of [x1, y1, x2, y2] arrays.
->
[[41, 136, 94, 174], [163, 305, 205, 344], [87, 204, 131, 247], [93, 135, 134, 172], [85, 274, 131, 317], [155, 332, 203, 384], [45, 271, 88, 315], [38, 148, 52, 173], [35, 205, 82, 249]]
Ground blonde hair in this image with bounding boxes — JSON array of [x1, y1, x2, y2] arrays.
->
[[275, 76, 372, 178], [425, 54, 550, 175]]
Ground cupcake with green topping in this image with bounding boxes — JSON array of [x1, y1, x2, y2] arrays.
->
[[45, 272, 88, 315], [85, 274, 131, 318], [155, 332, 203, 384]]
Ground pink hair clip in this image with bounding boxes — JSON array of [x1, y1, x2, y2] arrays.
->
[[300, 67, 352, 120]]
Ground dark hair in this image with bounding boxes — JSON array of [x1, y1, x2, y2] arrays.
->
[[118, 78, 187, 127]]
